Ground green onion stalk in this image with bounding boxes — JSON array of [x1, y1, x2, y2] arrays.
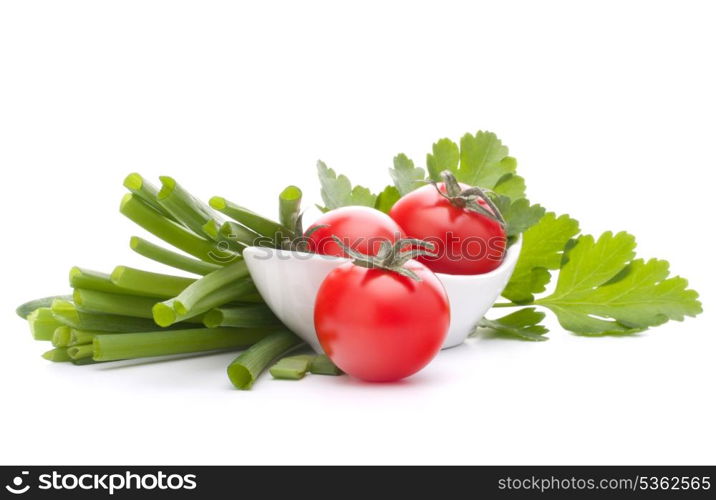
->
[[174, 260, 249, 313], [42, 347, 72, 362], [226, 329, 303, 389], [157, 176, 225, 238], [270, 354, 312, 380], [278, 185, 302, 231], [94, 327, 272, 361], [110, 266, 195, 298], [51, 299, 195, 332], [203, 304, 280, 328], [152, 278, 257, 327], [129, 236, 221, 275], [123, 173, 179, 222], [27, 308, 63, 341], [70, 267, 168, 298], [16, 295, 71, 319], [52, 326, 72, 347], [120, 193, 235, 263], [209, 196, 289, 243], [67, 344, 94, 360]]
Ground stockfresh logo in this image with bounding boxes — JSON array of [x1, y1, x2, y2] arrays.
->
[[5, 471, 30, 495], [3, 470, 197, 496]]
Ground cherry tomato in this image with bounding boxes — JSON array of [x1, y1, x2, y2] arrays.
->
[[306, 206, 405, 257], [314, 260, 450, 382], [389, 183, 506, 275]]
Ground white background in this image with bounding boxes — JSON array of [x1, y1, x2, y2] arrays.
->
[[1, 1, 714, 465]]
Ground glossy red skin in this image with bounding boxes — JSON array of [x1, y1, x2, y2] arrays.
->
[[314, 261, 450, 382], [306, 206, 405, 257], [389, 183, 506, 275]]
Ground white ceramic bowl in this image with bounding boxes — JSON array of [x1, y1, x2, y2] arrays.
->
[[243, 238, 522, 353]]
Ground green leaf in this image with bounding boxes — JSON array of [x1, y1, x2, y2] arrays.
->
[[426, 138, 460, 181], [375, 185, 401, 213], [550, 231, 637, 298], [491, 196, 545, 239], [500, 156, 518, 173], [317, 160, 377, 210], [505, 200, 545, 237], [493, 173, 526, 200], [425, 131, 512, 189], [502, 213, 580, 303], [475, 308, 549, 341], [390, 154, 426, 196], [457, 131, 511, 187], [350, 185, 378, 207], [535, 233, 702, 336]]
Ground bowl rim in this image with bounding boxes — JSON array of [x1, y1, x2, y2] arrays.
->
[[242, 235, 522, 279], [243, 245, 349, 263]]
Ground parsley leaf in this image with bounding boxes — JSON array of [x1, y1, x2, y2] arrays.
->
[[502, 213, 580, 303], [534, 233, 702, 335], [317, 160, 377, 211], [474, 308, 549, 342], [312, 130, 702, 341], [493, 172, 526, 200], [428, 132, 513, 188], [375, 185, 401, 213], [390, 154, 426, 196], [426, 138, 460, 181], [423, 132, 538, 242], [491, 195, 546, 240]]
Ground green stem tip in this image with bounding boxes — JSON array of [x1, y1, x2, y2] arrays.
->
[[270, 354, 312, 380], [227, 329, 303, 390], [67, 344, 94, 360], [94, 327, 271, 362]]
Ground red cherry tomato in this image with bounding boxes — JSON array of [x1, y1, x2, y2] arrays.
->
[[389, 183, 506, 275], [306, 206, 405, 257], [314, 260, 450, 382]]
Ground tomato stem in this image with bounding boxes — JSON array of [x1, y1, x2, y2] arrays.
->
[[331, 236, 436, 281], [432, 171, 506, 227]]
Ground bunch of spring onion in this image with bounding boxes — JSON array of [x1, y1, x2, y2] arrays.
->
[[15, 174, 340, 389]]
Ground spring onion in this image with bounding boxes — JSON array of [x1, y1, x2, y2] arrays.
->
[[51, 299, 194, 333], [209, 196, 288, 240], [270, 354, 312, 380], [94, 327, 270, 361], [110, 266, 195, 298], [67, 344, 93, 360], [157, 259, 249, 318], [123, 173, 178, 222], [73, 288, 155, 318], [202, 220, 245, 253], [70, 267, 161, 298], [70, 328, 112, 345], [152, 278, 257, 327], [28, 307, 63, 341], [71, 357, 103, 366], [236, 292, 265, 304], [120, 193, 230, 263], [279, 185, 302, 230], [309, 354, 343, 375], [75, 288, 207, 324], [16, 295, 71, 319], [157, 176, 223, 237], [129, 236, 222, 275], [219, 220, 267, 247], [42, 347, 72, 362], [226, 329, 303, 389], [52, 326, 72, 347], [203, 304, 279, 328]]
